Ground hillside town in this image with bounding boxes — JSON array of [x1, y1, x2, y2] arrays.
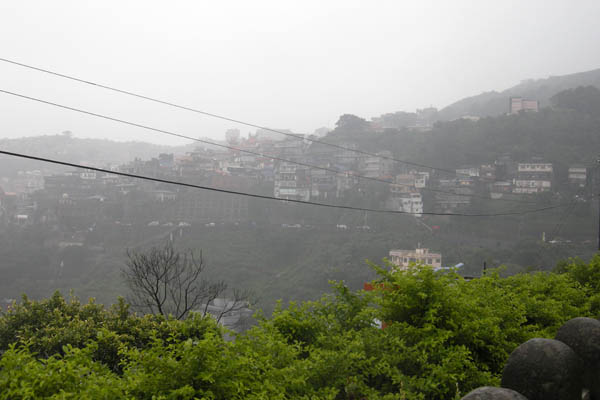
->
[[0, 123, 590, 234]]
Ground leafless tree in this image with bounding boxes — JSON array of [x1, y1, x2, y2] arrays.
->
[[123, 242, 252, 322]]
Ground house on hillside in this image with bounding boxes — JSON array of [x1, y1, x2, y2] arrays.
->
[[392, 172, 429, 192], [509, 97, 539, 114], [310, 167, 337, 200], [359, 151, 394, 179], [387, 192, 423, 217], [568, 165, 587, 188], [388, 248, 442, 270], [274, 162, 310, 202], [513, 162, 553, 194], [434, 179, 472, 211], [456, 166, 480, 178], [490, 181, 512, 199]]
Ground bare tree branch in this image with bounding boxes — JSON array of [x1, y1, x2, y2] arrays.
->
[[122, 241, 251, 321]]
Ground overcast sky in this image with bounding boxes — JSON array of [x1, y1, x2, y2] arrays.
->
[[0, 0, 599, 145]]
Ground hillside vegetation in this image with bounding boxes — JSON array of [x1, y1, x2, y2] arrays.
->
[[1, 256, 599, 399], [329, 86, 600, 175]]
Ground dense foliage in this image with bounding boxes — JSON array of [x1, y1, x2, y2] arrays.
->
[[1, 256, 599, 399]]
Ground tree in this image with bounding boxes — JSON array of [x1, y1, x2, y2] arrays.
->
[[334, 114, 370, 134], [551, 86, 600, 116], [123, 242, 251, 321]]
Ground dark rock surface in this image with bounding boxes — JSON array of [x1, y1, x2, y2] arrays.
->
[[461, 386, 528, 399], [556, 317, 600, 364], [501, 338, 583, 400], [555, 317, 600, 400]]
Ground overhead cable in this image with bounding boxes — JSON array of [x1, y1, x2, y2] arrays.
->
[[0, 88, 537, 205], [0, 56, 495, 178]]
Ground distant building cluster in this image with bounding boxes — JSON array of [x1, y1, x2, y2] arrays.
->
[[0, 121, 590, 233]]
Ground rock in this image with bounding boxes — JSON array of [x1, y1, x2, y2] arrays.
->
[[556, 317, 600, 364], [555, 317, 600, 400], [461, 386, 528, 399], [501, 338, 583, 400]]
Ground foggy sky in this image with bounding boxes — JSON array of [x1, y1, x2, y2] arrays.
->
[[1, 0, 599, 146]]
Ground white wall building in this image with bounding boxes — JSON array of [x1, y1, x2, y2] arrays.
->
[[568, 166, 587, 187], [513, 162, 553, 194], [389, 248, 442, 270], [518, 163, 553, 173], [456, 166, 480, 177], [274, 163, 310, 201]]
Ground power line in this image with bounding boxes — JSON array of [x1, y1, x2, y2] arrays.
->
[[0, 88, 536, 205], [0, 56, 493, 178], [0, 149, 574, 217]]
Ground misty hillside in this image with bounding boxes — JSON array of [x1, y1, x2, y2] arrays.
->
[[0, 134, 196, 177], [438, 67, 600, 120]]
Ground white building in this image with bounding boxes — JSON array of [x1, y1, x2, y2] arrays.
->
[[513, 162, 553, 194], [517, 163, 553, 173], [274, 163, 310, 201], [456, 166, 480, 178], [568, 165, 587, 187], [388, 248, 442, 270], [513, 179, 552, 194], [388, 192, 423, 217]]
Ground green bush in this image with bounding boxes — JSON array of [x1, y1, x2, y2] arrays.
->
[[1, 257, 598, 399]]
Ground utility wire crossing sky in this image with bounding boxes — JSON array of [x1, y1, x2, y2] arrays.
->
[[0, 87, 539, 205]]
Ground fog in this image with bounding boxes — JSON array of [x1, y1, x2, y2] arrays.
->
[[0, 0, 599, 145]]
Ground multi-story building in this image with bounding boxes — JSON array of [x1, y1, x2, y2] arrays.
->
[[509, 97, 539, 114], [274, 138, 306, 161], [434, 179, 471, 211], [513, 162, 553, 194], [387, 192, 423, 217], [334, 143, 362, 167], [310, 167, 337, 200], [568, 165, 587, 188], [414, 172, 428, 188], [456, 166, 480, 178], [392, 172, 428, 193], [359, 151, 394, 179], [274, 162, 310, 201], [479, 164, 496, 181], [391, 175, 416, 194], [490, 181, 512, 199], [388, 248, 442, 270], [335, 172, 358, 196]]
